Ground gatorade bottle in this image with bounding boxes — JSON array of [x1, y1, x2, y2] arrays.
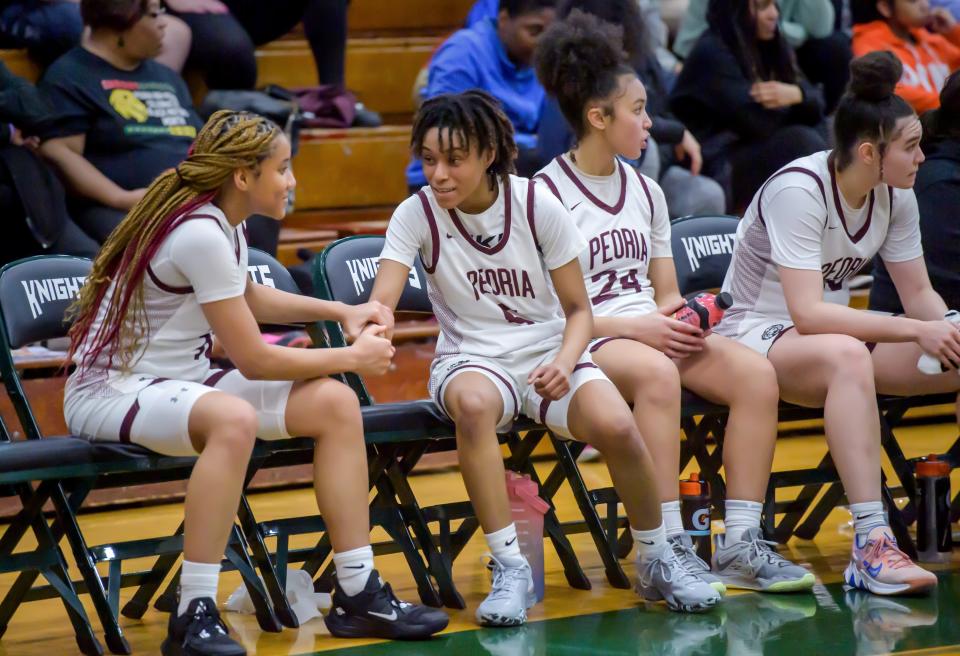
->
[[505, 471, 550, 601], [917, 310, 960, 374], [680, 473, 712, 563], [674, 292, 733, 334], [916, 455, 952, 563]]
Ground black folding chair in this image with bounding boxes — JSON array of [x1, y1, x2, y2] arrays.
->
[[0, 255, 286, 654]]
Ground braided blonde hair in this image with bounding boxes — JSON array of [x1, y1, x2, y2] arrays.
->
[[68, 110, 282, 373]]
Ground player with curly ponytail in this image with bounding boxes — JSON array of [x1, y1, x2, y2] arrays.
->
[[64, 110, 448, 655], [716, 51, 960, 596]]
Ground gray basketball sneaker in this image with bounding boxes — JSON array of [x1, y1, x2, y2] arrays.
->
[[712, 527, 815, 592], [668, 533, 727, 596], [636, 544, 722, 613], [476, 555, 537, 627]]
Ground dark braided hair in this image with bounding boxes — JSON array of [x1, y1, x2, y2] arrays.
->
[[833, 51, 914, 171], [410, 90, 518, 189], [536, 10, 635, 140]]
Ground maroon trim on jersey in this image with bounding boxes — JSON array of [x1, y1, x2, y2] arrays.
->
[[573, 362, 599, 372], [589, 336, 628, 353], [435, 363, 520, 422], [538, 397, 552, 425], [416, 190, 441, 274], [556, 155, 627, 215], [118, 377, 169, 444], [145, 213, 233, 292], [447, 176, 513, 255], [631, 166, 655, 218], [526, 179, 542, 253], [755, 166, 826, 227], [203, 369, 232, 387], [533, 172, 563, 204], [828, 157, 873, 244]]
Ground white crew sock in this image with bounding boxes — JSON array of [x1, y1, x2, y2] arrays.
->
[[178, 560, 220, 616], [724, 499, 763, 542], [333, 545, 375, 597]]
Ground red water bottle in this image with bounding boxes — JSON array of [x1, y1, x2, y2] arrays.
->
[[674, 292, 733, 334]]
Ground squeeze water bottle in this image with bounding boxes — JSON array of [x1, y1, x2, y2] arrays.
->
[[680, 473, 713, 563], [916, 454, 953, 564], [917, 310, 960, 374], [674, 292, 734, 334], [506, 471, 551, 601]]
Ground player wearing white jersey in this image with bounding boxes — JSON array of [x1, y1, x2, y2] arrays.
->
[[535, 11, 811, 597], [373, 90, 720, 620], [64, 112, 448, 656], [717, 53, 960, 595]]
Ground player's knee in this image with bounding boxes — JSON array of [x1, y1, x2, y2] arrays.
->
[[591, 410, 644, 454], [733, 356, 780, 405], [208, 401, 258, 454], [450, 390, 500, 430], [829, 336, 874, 380], [321, 380, 362, 423], [634, 353, 681, 405]]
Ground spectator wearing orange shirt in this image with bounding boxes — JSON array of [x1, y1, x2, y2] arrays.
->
[[852, 0, 960, 112]]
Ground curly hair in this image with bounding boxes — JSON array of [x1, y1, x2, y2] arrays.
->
[[535, 10, 635, 139], [410, 90, 518, 188], [67, 111, 282, 375]]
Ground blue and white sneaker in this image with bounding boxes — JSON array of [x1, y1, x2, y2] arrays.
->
[[476, 556, 537, 627]]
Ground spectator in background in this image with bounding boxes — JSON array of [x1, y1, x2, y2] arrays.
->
[[0, 60, 97, 264], [0, 0, 193, 70], [407, 0, 557, 190], [932, 0, 960, 19], [852, 0, 960, 113], [670, 0, 826, 211], [870, 70, 960, 313], [537, 0, 726, 218], [169, 0, 381, 126], [38, 0, 202, 244], [674, 0, 852, 113]]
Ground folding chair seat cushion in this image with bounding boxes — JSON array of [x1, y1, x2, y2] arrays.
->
[[0, 438, 93, 477]]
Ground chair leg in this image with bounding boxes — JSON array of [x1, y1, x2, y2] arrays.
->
[[236, 496, 299, 629], [223, 525, 282, 633], [793, 482, 844, 540], [121, 524, 183, 620], [550, 435, 631, 589], [49, 481, 132, 655]]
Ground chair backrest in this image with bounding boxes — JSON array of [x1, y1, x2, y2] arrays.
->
[[247, 248, 301, 295], [315, 236, 432, 313], [670, 215, 740, 296], [0, 256, 92, 441], [0, 256, 92, 350]]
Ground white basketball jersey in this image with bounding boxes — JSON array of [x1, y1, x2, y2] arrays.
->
[[535, 155, 671, 317], [71, 204, 248, 388], [380, 175, 586, 372], [717, 150, 923, 338]]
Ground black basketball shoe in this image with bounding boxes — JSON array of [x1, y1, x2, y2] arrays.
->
[[324, 570, 449, 640], [161, 597, 246, 656]]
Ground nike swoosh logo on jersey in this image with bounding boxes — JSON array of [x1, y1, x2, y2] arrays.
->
[[570, 201, 583, 211], [368, 610, 398, 621]]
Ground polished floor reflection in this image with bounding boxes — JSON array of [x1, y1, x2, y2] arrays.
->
[[2, 414, 958, 655]]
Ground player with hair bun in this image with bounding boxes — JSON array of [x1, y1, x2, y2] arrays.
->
[[716, 51, 960, 595]]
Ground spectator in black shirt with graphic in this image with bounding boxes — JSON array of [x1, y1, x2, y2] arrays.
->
[[870, 70, 960, 313], [39, 0, 202, 244]]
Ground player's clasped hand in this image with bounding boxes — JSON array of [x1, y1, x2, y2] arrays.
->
[[918, 319, 960, 370], [528, 361, 571, 401], [626, 299, 705, 359], [349, 324, 396, 376], [342, 300, 394, 342]]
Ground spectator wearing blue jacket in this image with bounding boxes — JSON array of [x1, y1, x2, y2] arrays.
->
[[406, 0, 557, 190]]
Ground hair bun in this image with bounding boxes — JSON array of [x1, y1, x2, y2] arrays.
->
[[848, 51, 903, 102]]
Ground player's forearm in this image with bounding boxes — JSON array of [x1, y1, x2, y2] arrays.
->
[[793, 301, 921, 343], [556, 305, 593, 370]]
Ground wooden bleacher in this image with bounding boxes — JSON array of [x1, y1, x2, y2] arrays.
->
[[0, 0, 475, 264]]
